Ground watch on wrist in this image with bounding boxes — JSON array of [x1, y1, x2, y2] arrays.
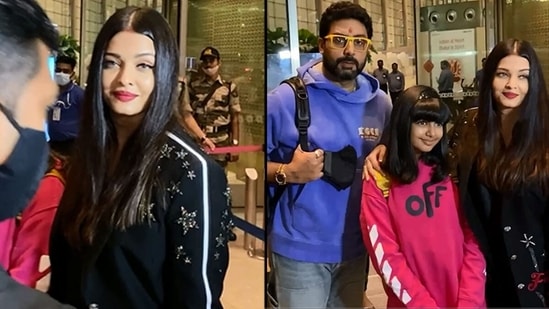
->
[[274, 163, 287, 185], [232, 139, 239, 146]]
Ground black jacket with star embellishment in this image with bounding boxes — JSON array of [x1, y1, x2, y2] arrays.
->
[[450, 107, 549, 307], [48, 127, 231, 309]]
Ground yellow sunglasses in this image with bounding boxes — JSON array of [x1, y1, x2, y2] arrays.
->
[[324, 34, 372, 51]]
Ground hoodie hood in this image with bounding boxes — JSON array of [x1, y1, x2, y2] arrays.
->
[[296, 58, 380, 104]]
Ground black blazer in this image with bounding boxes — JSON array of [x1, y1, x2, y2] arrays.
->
[[450, 108, 549, 307], [0, 269, 73, 308], [48, 128, 231, 309]]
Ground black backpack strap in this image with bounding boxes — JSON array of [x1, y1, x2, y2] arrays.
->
[[282, 76, 310, 151], [270, 76, 310, 204], [268, 76, 310, 211], [268, 77, 310, 218], [267, 77, 310, 308]]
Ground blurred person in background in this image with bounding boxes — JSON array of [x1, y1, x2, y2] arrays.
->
[[47, 55, 84, 145], [7, 144, 72, 291]]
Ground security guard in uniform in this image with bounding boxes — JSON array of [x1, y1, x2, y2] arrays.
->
[[181, 47, 241, 167], [180, 46, 241, 241]]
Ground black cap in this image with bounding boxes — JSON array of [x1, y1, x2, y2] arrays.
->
[[200, 46, 220, 60]]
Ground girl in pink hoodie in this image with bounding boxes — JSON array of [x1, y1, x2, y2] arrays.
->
[[0, 147, 69, 291], [360, 85, 486, 308]]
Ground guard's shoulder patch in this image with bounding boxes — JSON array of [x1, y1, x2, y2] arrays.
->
[[230, 84, 238, 97]]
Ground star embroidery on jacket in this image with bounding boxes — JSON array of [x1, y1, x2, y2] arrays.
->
[[175, 149, 189, 161], [141, 202, 156, 222], [214, 252, 220, 260], [175, 245, 192, 264], [187, 170, 196, 180], [166, 181, 183, 198], [181, 160, 190, 169], [160, 144, 174, 159], [221, 208, 229, 220], [216, 233, 225, 248], [520, 233, 536, 248], [176, 206, 199, 235], [175, 245, 186, 259], [220, 219, 230, 233], [224, 187, 232, 206], [220, 209, 231, 232]]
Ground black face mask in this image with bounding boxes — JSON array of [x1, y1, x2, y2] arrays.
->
[[322, 144, 357, 191], [0, 104, 49, 221]]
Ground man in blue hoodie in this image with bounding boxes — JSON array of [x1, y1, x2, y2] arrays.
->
[[266, 1, 392, 307]]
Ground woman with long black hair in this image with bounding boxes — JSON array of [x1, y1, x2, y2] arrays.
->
[[48, 7, 231, 308]]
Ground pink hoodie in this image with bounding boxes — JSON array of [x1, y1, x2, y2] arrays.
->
[[360, 161, 486, 308], [0, 170, 64, 289]]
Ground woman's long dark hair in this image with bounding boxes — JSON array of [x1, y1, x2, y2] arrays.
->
[[56, 7, 180, 248], [383, 85, 451, 184], [477, 39, 549, 193]]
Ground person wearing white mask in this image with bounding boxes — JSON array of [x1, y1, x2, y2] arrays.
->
[[180, 46, 241, 242], [47, 55, 84, 147], [180, 46, 241, 166]]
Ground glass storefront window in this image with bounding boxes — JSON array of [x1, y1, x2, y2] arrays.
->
[[359, 0, 385, 51], [502, 0, 549, 89], [297, 0, 317, 34], [386, 0, 406, 48], [267, 1, 417, 92], [39, 0, 73, 35], [38, 0, 81, 81], [38, 0, 168, 87], [414, 0, 488, 113], [185, 0, 265, 175], [267, 0, 323, 88]]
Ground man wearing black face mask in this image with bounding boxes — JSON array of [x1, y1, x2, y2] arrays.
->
[[0, 0, 74, 307], [266, 2, 392, 308]]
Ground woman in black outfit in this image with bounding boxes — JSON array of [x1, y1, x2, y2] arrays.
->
[[47, 7, 231, 309], [449, 38, 549, 307]]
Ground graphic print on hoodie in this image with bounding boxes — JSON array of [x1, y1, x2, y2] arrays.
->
[[360, 162, 486, 308]]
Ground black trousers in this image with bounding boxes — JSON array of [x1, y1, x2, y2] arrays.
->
[[389, 91, 402, 104], [379, 84, 388, 94]]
